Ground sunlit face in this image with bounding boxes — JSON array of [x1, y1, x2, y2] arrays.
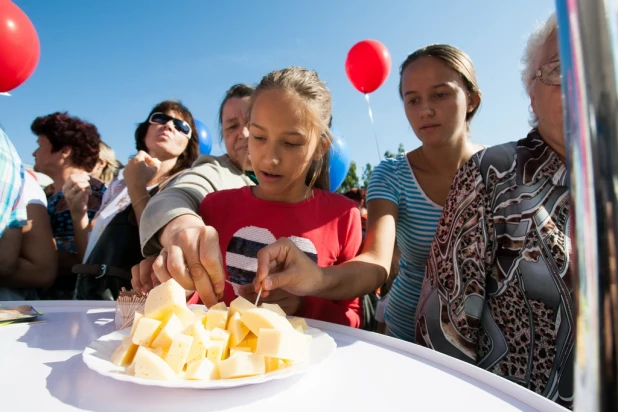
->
[[221, 97, 251, 169], [32, 135, 63, 175], [401, 56, 478, 147], [248, 89, 324, 202], [143, 110, 190, 161], [530, 32, 564, 156]]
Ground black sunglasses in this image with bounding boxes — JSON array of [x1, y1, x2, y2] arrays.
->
[[148, 112, 192, 138]]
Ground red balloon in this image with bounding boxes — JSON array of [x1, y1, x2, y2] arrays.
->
[[0, 1, 40, 92], [345, 39, 391, 94]]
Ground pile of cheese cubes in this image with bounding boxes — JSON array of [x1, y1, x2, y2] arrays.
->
[[110, 278, 311, 381]]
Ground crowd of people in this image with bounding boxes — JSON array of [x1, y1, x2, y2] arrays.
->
[[0, 13, 573, 408]]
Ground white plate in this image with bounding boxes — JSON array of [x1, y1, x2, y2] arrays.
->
[[82, 326, 336, 389]]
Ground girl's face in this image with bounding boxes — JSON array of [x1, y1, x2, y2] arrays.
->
[[248, 89, 324, 203], [401, 56, 478, 148]]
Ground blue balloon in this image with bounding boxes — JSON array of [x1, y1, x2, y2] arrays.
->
[[329, 129, 351, 192], [194, 119, 213, 155]]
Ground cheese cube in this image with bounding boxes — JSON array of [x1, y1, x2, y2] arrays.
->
[[131, 318, 162, 346], [265, 356, 285, 373], [185, 358, 218, 380], [240, 308, 294, 335], [164, 334, 194, 374], [229, 346, 252, 356], [175, 307, 197, 328], [129, 312, 143, 337], [191, 307, 208, 323], [229, 296, 256, 318], [288, 317, 308, 331], [210, 302, 227, 311], [151, 314, 184, 351], [219, 352, 266, 379], [133, 346, 177, 380], [205, 309, 229, 331], [255, 329, 311, 361], [260, 303, 287, 317], [111, 337, 138, 366], [237, 333, 258, 351], [227, 312, 250, 347], [206, 340, 227, 365], [186, 321, 212, 362], [144, 279, 189, 321]]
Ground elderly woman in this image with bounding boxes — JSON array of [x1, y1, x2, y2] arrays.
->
[[414, 13, 573, 408]]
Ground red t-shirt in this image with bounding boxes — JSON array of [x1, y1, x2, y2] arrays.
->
[[196, 186, 363, 328]]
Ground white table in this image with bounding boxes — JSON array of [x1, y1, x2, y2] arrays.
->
[[1, 301, 567, 412]]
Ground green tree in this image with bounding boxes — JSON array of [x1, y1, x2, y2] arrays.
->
[[384, 143, 405, 159], [362, 163, 373, 189], [337, 161, 359, 193], [398, 143, 405, 154]]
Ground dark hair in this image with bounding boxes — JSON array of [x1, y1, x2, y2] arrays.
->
[[343, 188, 366, 207], [398, 44, 482, 124], [30, 112, 101, 172], [134, 100, 199, 177], [218, 84, 255, 142], [249, 67, 332, 192]]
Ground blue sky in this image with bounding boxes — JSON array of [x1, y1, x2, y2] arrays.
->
[[2, 0, 555, 176]]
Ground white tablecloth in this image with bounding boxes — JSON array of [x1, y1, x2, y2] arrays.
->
[[0, 301, 566, 412]]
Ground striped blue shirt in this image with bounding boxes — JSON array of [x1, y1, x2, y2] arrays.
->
[[367, 154, 443, 342]]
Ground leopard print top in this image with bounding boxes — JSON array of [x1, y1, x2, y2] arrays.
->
[[415, 130, 574, 409]]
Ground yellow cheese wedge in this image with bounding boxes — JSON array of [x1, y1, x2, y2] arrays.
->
[[151, 314, 184, 351], [210, 302, 227, 311], [206, 340, 227, 365], [255, 329, 311, 361], [185, 321, 212, 362], [287, 317, 308, 331], [111, 337, 138, 366], [205, 309, 229, 331], [144, 279, 190, 322], [229, 346, 252, 356], [133, 346, 177, 380], [227, 312, 250, 347], [131, 318, 162, 346], [164, 334, 194, 374], [219, 352, 266, 379], [265, 356, 286, 373], [185, 358, 218, 380], [236, 333, 258, 351], [240, 308, 294, 336], [229, 295, 256, 318], [129, 312, 143, 337], [260, 303, 287, 317]]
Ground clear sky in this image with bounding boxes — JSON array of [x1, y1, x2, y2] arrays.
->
[[2, 0, 555, 176]]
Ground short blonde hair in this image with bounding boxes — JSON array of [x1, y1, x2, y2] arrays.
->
[[96, 141, 123, 185], [521, 13, 558, 125]]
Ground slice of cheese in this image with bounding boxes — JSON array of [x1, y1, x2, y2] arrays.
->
[[229, 295, 256, 318], [226, 312, 250, 347], [210, 302, 227, 311], [260, 303, 287, 317], [133, 346, 177, 380], [111, 337, 138, 366], [255, 329, 311, 361], [164, 334, 194, 374], [240, 308, 293, 336], [206, 340, 227, 365], [131, 318, 162, 346], [236, 333, 258, 351], [151, 314, 184, 351], [205, 309, 229, 331], [219, 352, 266, 379], [287, 317, 308, 331], [191, 307, 208, 322], [144, 279, 190, 321], [185, 358, 218, 380], [185, 321, 212, 363], [129, 312, 143, 337], [229, 346, 252, 356], [265, 356, 285, 373]]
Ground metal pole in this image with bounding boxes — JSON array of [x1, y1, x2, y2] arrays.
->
[[556, 0, 618, 410]]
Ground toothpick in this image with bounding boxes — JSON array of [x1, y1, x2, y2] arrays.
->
[[254, 284, 263, 306]]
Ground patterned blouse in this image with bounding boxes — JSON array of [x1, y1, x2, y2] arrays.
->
[[415, 130, 574, 409]]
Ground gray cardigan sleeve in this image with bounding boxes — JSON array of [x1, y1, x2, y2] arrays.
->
[[140, 155, 253, 256]]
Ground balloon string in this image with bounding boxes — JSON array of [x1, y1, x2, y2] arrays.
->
[[365, 93, 382, 162]]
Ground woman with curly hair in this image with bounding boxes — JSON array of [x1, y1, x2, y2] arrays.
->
[[31, 111, 104, 299]]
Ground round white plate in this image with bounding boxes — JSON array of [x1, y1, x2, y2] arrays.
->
[[82, 326, 336, 389]]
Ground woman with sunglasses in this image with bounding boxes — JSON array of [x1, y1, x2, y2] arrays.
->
[[66, 100, 198, 300]]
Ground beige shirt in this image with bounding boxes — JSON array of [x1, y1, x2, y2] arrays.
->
[[139, 154, 254, 256]]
